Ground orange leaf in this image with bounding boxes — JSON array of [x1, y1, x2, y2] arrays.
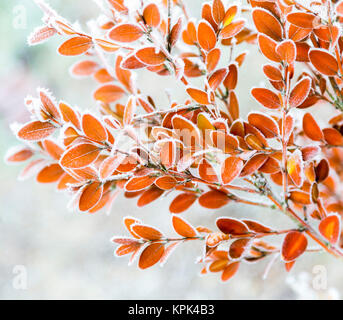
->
[[108, 23, 143, 42], [115, 243, 141, 257], [251, 87, 281, 109], [276, 40, 296, 65], [202, 3, 218, 31], [289, 190, 311, 205], [94, 38, 119, 52], [131, 224, 163, 240], [125, 175, 156, 192], [60, 143, 101, 168], [285, 261, 296, 272], [143, 3, 161, 28], [123, 216, 142, 239], [155, 176, 177, 190], [281, 231, 308, 262], [70, 60, 98, 77], [116, 155, 139, 172], [5, 146, 34, 163], [287, 149, 303, 187], [93, 84, 125, 103], [223, 63, 238, 90], [36, 163, 64, 183], [39, 90, 61, 120], [323, 128, 343, 146], [197, 112, 215, 137], [63, 126, 80, 146], [137, 186, 164, 207], [94, 68, 114, 83], [79, 182, 103, 212], [42, 139, 64, 160], [197, 20, 216, 51], [248, 112, 279, 138], [209, 259, 229, 272], [58, 36, 92, 56], [309, 49, 338, 76], [169, 192, 198, 213], [228, 91, 239, 120], [220, 19, 245, 39], [245, 134, 263, 150], [252, 8, 283, 41], [295, 42, 310, 62], [169, 18, 182, 49], [99, 155, 123, 180], [206, 48, 221, 73], [54, 20, 77, 35], [123, 96, 137, 125], [240, 154, 268, 177], [28, 25, 57, 45], [86, 187, 112, 214], [263, 64, 283, 81], [182, 21, 197, 45], [216, 217, 249, 236], [259, 156, 280, 174], [244, 133, 272, 150], [208, 68, 228, 90], [242, 219, 273, 234], [172, 215, 197, 238], [198, 190, 230, 209], [318, 215, 340, 244], [135, 47, 166, 66], [303, 113, 323, 141], [57, 173, 78, 190], [285, 114, 295, 142], [108, 0, 128, 13], [121, 54, 146, 69], [138, 97, 154, 113], [206, 233, 229, 247], [186, 87, 210, 105], [287, 12, 317, 29], [82, 114, 107, 142], [17, 121, 56, 141], [59, 102, 81, 129], [73, 167, 98, 181], [288, 24, 311, 41], [289, 77, 311, 108], [221, 262, 240, 281], [258, 34, 281, 63], [223, 5, 238, 27], [229, 238, 250, 258], [212, 0, 225, 24], [138, 243, 165, 269], [115, 55, 133, 92], [221, 156, 243, 184], [314, 25, 338, 42]]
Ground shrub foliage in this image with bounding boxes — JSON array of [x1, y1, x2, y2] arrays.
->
[[6, 0, 343, 281]]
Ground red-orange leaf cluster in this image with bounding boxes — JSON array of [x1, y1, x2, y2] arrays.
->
[[8, 0, 343, 284]]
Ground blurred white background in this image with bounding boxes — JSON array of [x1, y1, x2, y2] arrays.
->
[[0, 0, 341, 299]]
